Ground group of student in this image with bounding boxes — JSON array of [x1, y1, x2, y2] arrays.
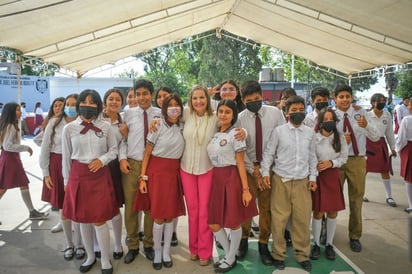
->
[[0, 78, 411, 274]]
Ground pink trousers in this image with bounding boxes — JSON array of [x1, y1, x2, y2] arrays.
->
[[180, 168, 213, 260]]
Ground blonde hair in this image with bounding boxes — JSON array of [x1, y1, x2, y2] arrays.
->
[[188, 85, 213, 116]]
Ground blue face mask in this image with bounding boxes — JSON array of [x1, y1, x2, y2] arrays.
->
[[64, 106, 77, 118]]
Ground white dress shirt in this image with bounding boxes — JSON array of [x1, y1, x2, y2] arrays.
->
[[1, 125, 30, 152], [367, 110, 396, 150], [396, 115, 412, 151], [316, 132, 348, 168]]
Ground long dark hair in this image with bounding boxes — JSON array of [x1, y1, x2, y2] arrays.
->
[[41, 97, 65, 130], [0, 102, 20, 144], [103, 88, 124, 123], [217, 99, 239, 126], [317, 107, 341, 153], [215, 80, 245, 112], [50, 94, 78, 145]]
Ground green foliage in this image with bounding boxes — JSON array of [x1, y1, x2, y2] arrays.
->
[[395, 70, 412, 99]]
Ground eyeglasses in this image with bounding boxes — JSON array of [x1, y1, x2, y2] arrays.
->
[[221, 87, 236, 92]]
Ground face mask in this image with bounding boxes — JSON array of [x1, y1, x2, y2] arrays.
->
[[315, 102, 329, 111], [246, 100, 262, 113], [64, 106, 77, 118], [79, 106, 98, 119], [167, 107, 181, 120], [289, 112, 306, 125], [322, 121, 336, 132], [376, 102, 386, 110]]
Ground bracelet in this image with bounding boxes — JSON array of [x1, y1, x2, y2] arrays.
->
[[139, 175, 148, 181]]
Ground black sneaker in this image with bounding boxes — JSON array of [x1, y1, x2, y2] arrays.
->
[[29, 210, 48, 220], [273, 259, 285, 270], [325, 244, 336, 260], [310, 244, 320, 260], [171, 232, 178, 246], [299, 260, 312, 271], [349, 239, 362, 252]]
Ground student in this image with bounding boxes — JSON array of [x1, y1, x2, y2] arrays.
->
[[20, 102, 30, 136], [207, 99, 258, 273], [137, 93, 186, 270], [365, 93, 397, 206], [310, 107, 347, 261], [237, 80, 284, 265], [62, 89, 118, 274], [211, 80, 245, 112], [33, 101, 44, 136], [396, 98, 412, 213], [119, 79, 160, 264], [396, 97, 410, 131], [278, 87, 297, 122], [0, 102, 48, 221], [261, 96, 318, 272], [303, 87, 330, 130], [39, 94, 84, 260], [333, 84, 379, 252], [123, 88, 138, 110]]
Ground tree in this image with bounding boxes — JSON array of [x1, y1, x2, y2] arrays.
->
[[395, 70, 412, 99]]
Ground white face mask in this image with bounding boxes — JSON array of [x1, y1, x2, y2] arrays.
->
[[167, 107, 181, 120]]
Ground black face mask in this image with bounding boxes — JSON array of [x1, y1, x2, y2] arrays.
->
[[289, 112, 306, 125], [376, 102, 386, 110], [322, 121, 336, 132], [315, 102, 329, 111], [246, 100, 262, 113], [79, 106, 98, 119]]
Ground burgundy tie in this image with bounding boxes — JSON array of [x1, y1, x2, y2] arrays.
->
[[255, 113, 263, 162], [143, 110, 148, 144], [314, 123, 319, 132], [343, 113, 359, 155], [80, 121, 102, 134]]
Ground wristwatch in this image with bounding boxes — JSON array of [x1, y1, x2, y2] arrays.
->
[[139, 175, 148, 181]]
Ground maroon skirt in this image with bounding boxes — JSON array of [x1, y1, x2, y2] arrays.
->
[[35, 114, 44, 128], [108, 159, 124, 207], [400, 141, 412, 182], [208, 166, 258, 228], [312, 168, 345, 212], [134, 156, 186, 219], [62, 161, 119, 223], [366, 137, 390, 173], [41, 153, 65, 209], [0, 149, 29, 189]]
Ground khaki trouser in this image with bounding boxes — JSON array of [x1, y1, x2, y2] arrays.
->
[[122, 158, 153, 249], [339, 156, 366, 240], [270, 174, 311, 262]]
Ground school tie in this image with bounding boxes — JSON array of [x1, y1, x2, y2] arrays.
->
[[143, 110, 148, 144], [343, 113, 359, 155], [255, 113, 263, 162], [80, 121, 102, 134], [314, 123, 319, 132]]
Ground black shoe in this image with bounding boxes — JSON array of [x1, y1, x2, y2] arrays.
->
[[63, 246, 74, 261], [284, 230, 292, 247], [273, 259, 285, 270], [236, 238, 248, 259], [258, 242, 273, 266], [251, 225, 259, 232], [113, 248, 124, 260], [325, 244, 336, 260], [404, 207, 412, 213], [79, 259, 96, 273], [94, 251, 101, 259], [144, 247, 155, 261], [171, 232, 178, 246], [152, 262, 162, 270], [163, 259, 173, 268], [138, 232, 144, 241], [124, 249, 139, 264], [349, 239, 362, 252], [299, 260, 312, 272], [101, 262, 113, 274], [386, 197, 397, 207], [310, 244, 320, 260], [215, 259, 237, 273]]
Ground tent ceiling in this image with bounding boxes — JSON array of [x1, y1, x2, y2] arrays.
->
[[1, 0, 411, 76]]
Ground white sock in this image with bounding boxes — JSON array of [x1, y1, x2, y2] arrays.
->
[[382, 179, 392, 199], [111, 213, 122, 253], [227, 228, 241, 263], [73, 222, 82, 247], [173, 218, 178, 232], [61, 218, 73, 248], [95, 223, 111, 269], [20, 189, 34, 212], [163, 222, 173, 262], [92, 228, 100, 253], [153, 223, 164, 263], [213, 229, 230, 254], [80, 223, 95, 266], [406, 183, 412, 208], [326, 218, 337, 245], [312, 218, 322, 245]]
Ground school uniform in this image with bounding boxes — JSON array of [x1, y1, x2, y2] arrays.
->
[[34, 107, 44, 129], [261, 122, 317, 262], [0, 124, 30, 189], [62, 117, 118, 223], [396, 115, 412, 182], [303, 110, 318, 130], [39, 117, 69, 208], [207, 126, 258, 228], [312, 133, 347, 212], [134, 119, 186, 219], [366, 110, 395, 173]]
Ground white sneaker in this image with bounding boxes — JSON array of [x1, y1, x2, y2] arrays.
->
[[51, 222, 63, 233]]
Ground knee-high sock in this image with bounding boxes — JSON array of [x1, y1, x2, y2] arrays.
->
[[95, 223, 111, 269], [61, 218, 73, 248], [111, 213, 122, 252], [163, 222, 173, 262], [326, 218, 337, 245], [227, 228, 241, 263], [213, 229, 229, 254], [92, 228, 100, 252], [173, 218, 178, 232], [382, 179, 392, 199], [153, 223, 164, 263], [406, 183, 412, 208], [73, 222, 82, 247], [312, 218, 322, 245], [80, 223, 95, 266], [20, 188, 34, 212]]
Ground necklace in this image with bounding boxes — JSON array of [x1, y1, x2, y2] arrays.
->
[[194, 114, 209, 145]]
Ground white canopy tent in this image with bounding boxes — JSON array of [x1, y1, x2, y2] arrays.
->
[[1, 0, 411, 77]]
